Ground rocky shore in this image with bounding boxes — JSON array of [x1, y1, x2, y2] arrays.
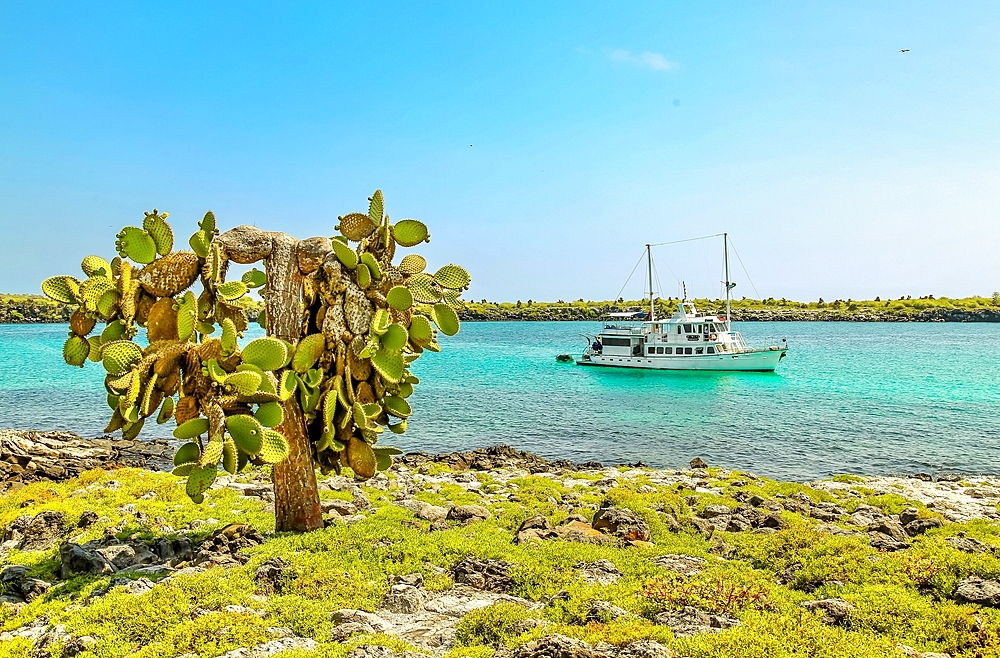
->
[[2, 437, 1000, 657], [0, 430, 174, 494]]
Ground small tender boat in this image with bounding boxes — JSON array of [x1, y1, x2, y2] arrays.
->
[[576, 234, 788, 372]]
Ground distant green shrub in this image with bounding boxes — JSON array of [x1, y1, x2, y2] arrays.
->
[[454, 602, 533, 647]]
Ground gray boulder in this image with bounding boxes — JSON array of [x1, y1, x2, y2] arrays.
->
[[868, 519, 908, 543], [20, 510, 66, 551], [591, 507, 651, 542], [513, 634, 608, 657], [447, 505, 491, 523], [395, 499, 448, 522], [586, 600, 634, 623], [655, 554, 705, 577], [59, 542, 114, 578], [800, 598, 854, 624], [451, 557, 513, 592], [946, 536, 990, 554], [653, 606, 739, 636], [904, 518, 944, 536], [574, 559, 622, 585], [954, 576, 1000, 606]]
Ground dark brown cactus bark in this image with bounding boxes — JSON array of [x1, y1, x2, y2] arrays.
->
[[219, 227, 324, 533]]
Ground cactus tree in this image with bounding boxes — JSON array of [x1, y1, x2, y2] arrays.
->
[[42, 191, 469, 532]]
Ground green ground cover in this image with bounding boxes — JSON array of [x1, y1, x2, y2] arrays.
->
[[2, 464, 999, 658]]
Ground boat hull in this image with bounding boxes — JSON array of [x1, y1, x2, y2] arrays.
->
[[576, 349, 787, 372]]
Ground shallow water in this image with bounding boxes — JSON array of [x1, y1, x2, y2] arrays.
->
[[1, 321, 998, 480]]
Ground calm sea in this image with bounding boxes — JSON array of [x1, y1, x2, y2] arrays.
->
[[1, 321, 998, 481]]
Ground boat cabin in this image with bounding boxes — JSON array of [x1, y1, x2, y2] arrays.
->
[[591, 302, 746, 359]]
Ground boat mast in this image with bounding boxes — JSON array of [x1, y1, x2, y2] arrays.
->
[[723, 232, 732, 332], [646, 243, 655, 321]]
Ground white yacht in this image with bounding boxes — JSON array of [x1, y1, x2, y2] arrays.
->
[[576, 234, 788, 372]]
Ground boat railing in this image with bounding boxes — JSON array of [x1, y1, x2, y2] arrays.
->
[[728, 331, 750, 353]]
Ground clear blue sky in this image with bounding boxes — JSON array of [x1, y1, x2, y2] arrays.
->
[[2, 2, 998, 301]]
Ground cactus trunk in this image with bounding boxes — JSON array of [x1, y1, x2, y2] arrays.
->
[[266, 233, 324, 532]]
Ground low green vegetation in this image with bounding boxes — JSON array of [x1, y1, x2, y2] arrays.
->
[[2, 463, 1000, 658], [459, 294, 1000, 321]]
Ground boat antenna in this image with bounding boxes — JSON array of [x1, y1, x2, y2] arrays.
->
[[681, 281, 688, 302], [646, 243, 655, 321], [723, 232, 735, 332]]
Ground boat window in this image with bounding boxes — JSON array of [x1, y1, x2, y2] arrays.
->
[[707, 346, 715, 354], [656, 347, 663, 354], [695, 347, 704, 354], [647, 346, 654, 354], [684, 324, 692, 333], [677, 326, 682, 335], [685, 347, 693, 355]]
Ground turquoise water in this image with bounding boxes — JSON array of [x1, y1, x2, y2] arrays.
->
[[1, 322, 998, 480]]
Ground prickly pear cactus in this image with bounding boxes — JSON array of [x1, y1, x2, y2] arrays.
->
[[42, 192, 469, 503]]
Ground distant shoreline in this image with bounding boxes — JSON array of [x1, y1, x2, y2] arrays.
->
[[458, 306, 1000, 323], [3, 293, 999, 324]]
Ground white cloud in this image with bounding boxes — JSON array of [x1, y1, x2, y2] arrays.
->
[[609, 49, 674, 71]]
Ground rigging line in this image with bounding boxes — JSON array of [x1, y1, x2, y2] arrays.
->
[[614, 250, 646, 303], [727, 238, 762, 300], [648, 233, 725, 247], [651, 258, 664, 302]]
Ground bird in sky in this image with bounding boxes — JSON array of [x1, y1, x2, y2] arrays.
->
[[900, 48, 910, 53]]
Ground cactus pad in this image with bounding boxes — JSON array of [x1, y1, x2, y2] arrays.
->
[[81, 255, 113, 278], [356, 262, 372, 289], [292, 334, 326, 373], [368, 189, 384, 225], [174, 441, 201, 467], [242, 337, 287, 371], [432, 303, 460, 336], [143, 211, 174, 255], [226, 414, 264, 454], [384, 394, 412, 418], [147, 298, 180, 342], [386, 286, 413, 311], [138, 251, 200, 297], [371, 347, 404, 383], [41, 276, 80, 304], [259, 430, 290, 463], [255, 401, 284, 428], [337, 212, 378, 242], [346, 437, 377, 478], [185, 466, 217, 503], [70, 310, 96, 337], [174, 417, 210, 439], [157, 396, 175, 424], [408, 314, 434, 344], [433, 264, 471, 290], [216, 280, 248, 302], [392, 219, 430, 247], [101, 340, 143, 375], [242, 268, 267, 288], [360, 253, 382, 279], [381, 323, 408, 351], [405, 273, 441, 304], [331, 239, 358, 269], [398, 254, 427, 274], [225, 370, 262, 396], [116, 226, 158, 264], [201, 434, 225, 466], [63, 336, 90, 367]]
